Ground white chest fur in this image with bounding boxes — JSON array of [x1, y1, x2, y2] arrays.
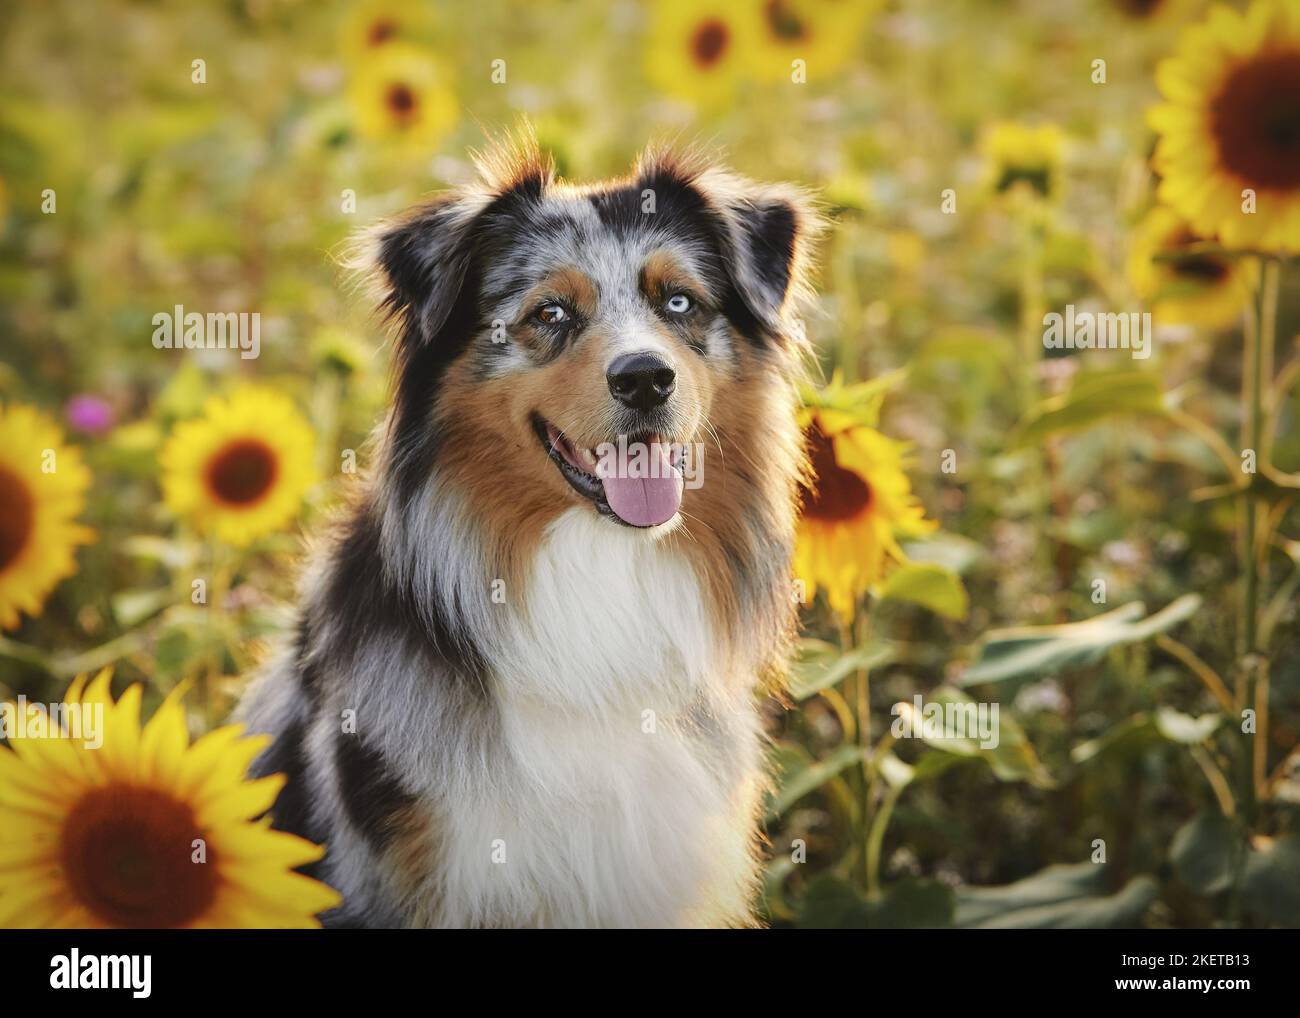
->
[[432, 509, 763, 927]]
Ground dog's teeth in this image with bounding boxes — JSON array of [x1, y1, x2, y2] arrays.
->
[[580, 448, 597, 468]]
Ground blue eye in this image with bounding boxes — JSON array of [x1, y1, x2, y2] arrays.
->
[[665, 293, 692, 314]]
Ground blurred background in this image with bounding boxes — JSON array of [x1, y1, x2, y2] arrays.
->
[[1, 0, 1297, 928]]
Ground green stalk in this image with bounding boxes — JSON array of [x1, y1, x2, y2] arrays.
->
[[866, 782, 905, 899], [1238, 258, 1278, 828], [839, 612, 873, 892]]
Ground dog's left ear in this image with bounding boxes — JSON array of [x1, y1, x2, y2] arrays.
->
[[700, 173, 822, 342]]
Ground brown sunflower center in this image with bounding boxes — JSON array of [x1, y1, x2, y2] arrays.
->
[[386, 82, 418, 120], [691, 19, 730, 68], [996, 165, 1052, 197], [1210, 50, 1300, 190], [367, 18, 398, 46], [800, 421, 873, 522], [1166, 227, 1231, 283], [0, 465, 34, 572], [205, 439, 278, 506], [1116, 0, 1166, 18], [62, 785, 218, 929], [1172, 253, 1231, 283], [765, 0, 809, 41]]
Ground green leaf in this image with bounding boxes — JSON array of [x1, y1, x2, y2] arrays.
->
[[1153, 706, 1222, 744], [796, 875, 873, 928], [1071, 714, 1162, 765], [955, 863, 1157, 928], [1011, 370, 1166, 448], [796, 874, 954, 929], [787, 638, 894, 701], [878, 562, 969, 620], [1072, 708, 1223, 765], [766, 742, 864, 819], [110, 588, 173, 627], [893, 686, 1054, 787], [1242, 834, 1300, 926], [900, 533, 989, 575], [959, 595, 1201, 687], [1170, 812, 1238, 896]]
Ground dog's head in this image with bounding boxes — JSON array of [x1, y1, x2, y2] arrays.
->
[[358, 132, 819, 555]]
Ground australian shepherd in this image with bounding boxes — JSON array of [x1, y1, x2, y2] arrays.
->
[[238, 131, 821, 928]]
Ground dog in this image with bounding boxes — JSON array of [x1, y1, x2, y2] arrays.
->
[[237, 131, 820, 928]]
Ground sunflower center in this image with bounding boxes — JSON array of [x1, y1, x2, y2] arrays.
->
[[0, 465, 34, 572], [367, 18, 397, 46], [996, 165, 1052, 197], [1116, 0, 1165, 17], [205, 438, 279, 506], [1210, 50, 1300, 190], [62, 785, 218, 929], [386, 82, 418, 120], [800, 422, 873, 522], [691, 19, 730, 69], [1172, 254, 1230, 283], [764, 0, 808, 41]]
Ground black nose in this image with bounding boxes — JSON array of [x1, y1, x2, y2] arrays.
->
[[607, 352, 676, 411]]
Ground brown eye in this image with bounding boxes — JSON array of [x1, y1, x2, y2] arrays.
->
[[535, 303, 570, 326]]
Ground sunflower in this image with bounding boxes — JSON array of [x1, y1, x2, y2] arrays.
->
[[750, 0, 874, 82], [347, 43, 457, 148], [645, 0, 764, 107], [1149, 0, 1300, 252], [0, 404, 94, 631], [1127, 206, 1257, 328], [794, 386, 936, 621], [0, 670, 340, 928], [339, 0, 434, 64], [982, 121, 1064, 200], [160, 386, 317, 548], [1112, 0, 1194, 23]]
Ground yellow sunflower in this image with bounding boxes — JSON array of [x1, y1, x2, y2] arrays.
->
[[646, 0, 764, 107], [0, 404, 94, 631], [339, 0, 435, 64], [982, 121, 1064, 200], [160, 386, 317, 548], [347, 43, 457, 148], [1127, 206, 1257, 328], [794, 390, 936, 621], [1149, 0, 1300, 252], [0, 670, 340, 928], [751, 0, 874, 82]]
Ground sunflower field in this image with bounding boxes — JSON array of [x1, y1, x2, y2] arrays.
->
[[1, 0, 1299, 930]]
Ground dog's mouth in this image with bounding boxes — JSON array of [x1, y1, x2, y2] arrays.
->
[[532, 413, 684, 528]]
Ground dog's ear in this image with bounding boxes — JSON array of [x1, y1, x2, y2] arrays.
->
[[693, 167, 823, 343], [353, 132, 554, 348], [360, 192, 492, 347]]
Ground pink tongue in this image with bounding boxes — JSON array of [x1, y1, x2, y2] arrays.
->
[[600, 442, 683, 527]]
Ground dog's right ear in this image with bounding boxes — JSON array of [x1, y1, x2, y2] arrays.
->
[[354, 132, 555, 349], [360, 192, 492, 347]]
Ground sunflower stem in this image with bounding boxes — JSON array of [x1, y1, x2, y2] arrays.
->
[[205, 541, 233, 727], [1230, 258, 1278, 927], [853, 611, 873, 894]]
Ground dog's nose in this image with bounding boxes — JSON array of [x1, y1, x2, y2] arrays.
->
[[607, 352, 676, 411]]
